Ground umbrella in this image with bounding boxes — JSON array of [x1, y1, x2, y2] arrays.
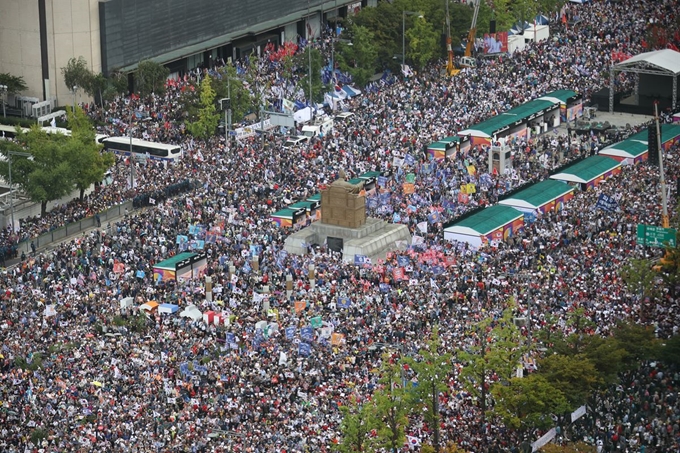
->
[[91, 381, 103, 387]]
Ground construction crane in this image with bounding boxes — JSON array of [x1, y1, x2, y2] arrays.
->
[[460, 0, 482, 68], [445, 0, 460, 76]]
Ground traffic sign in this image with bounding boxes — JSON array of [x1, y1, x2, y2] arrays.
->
[[637, 224, 677, 248]]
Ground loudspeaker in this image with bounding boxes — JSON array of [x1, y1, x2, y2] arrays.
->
[[648, 125, 659, 166], [490, 20, 497, 33]]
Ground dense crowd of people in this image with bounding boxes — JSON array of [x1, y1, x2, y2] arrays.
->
[[1, 0, 680, 452]]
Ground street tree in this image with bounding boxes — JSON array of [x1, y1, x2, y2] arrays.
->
[[404, 327, 452, 453], [214, 62, 252, 123], [405, 15, 439, 70], [135, 60, 170, 97], [85, 72, 109, 106], [351, 2, 400, 71], [459, 300, 527, 421], [541, 442, 597, 453], [372, 356, 411, 452], [66, 106, 114, 199], [0, 127, 75, 216], [109, 72, 129, 97], [538, 354, 600, 407], [619, 258, 659, 299], [187, 75, 220, 139], [336, 398, 376, 453], [294, 47, 325, 104], [61, 56, 92, 98], [491, 374, 570, 432], [337, 24, 379, 86], [611, 322, 660, 368], [0, 73, 28, 95]]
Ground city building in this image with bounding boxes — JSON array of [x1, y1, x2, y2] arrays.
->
[[0, 0, 372, 109]]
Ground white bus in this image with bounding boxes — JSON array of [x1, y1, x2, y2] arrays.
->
[[102, 136, 183, 162], [0, 124, 30, 140], [41, 127, 108, 144]]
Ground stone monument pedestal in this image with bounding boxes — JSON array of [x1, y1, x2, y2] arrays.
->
[[284, 217, 411, 263]]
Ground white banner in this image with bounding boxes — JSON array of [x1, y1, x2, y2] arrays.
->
[[532, 428, 556, 452], [571, 405, 587, 422], [233, 119, 274, 138]]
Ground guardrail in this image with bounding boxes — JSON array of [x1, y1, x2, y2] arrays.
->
[[15, 200, 134, 254]]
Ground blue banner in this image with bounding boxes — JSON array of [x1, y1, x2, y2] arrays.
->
[[300, 327, 314, 341], [595, 194, 618, 212], [354, 255, 370, 265], [285, 327, 296, 339], [337, 296, 351, 308], [298, 342, 312, 357]]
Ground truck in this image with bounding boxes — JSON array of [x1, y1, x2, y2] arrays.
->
[[301, 117, 334, 138]]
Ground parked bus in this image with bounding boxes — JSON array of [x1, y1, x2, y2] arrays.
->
[[0, 124, 29, 140], [102, 137, 183, 162]]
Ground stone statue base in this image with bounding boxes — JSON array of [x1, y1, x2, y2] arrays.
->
[[284, 217, 411, 263], [320, 185, 366, 228]]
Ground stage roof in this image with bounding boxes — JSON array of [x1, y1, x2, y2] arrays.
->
[[550, 156, 621, 184], [499, 180, 574, 211], [614, 49, 680, 75]]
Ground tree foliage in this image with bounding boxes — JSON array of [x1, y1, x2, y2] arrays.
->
[[135, 60, 170, 97], [405, 15, 439, 70], [0, 73, 28, 95], [491, 374, 569, 431], [337, 24, 379, 87], [294, 47, 326, 104], [619, 258, 659, 299], [404, 327, 452, 452], [541, 442, 597, 453], [66, 106, 114, 199], [187, 75, 220, 139], [61, 56, 91, 94], [335, 399, 376, 453], [371, 356, 411, 453], [538, 354, 600, 407]]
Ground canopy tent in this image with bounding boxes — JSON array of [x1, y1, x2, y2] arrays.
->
[[609, 49, 680, 113], [153, 252, 205, 283], [180, 305, 202, 321], [509, 21, 530, 35], [341, 85, 361, 97], [444, 205, 524, 248], [140, 301, 159, 312], [288, 200, 320, 222], [538, 89, 583, 122], [661, 124, 680, 150], [498, 180, 574, 218], [599, 139, 648, 164], [271, 207, 306, 228], [458, 99, 559, 143], [535, 14, 549, 25], [550, 156, 622, 189], [159, 303, 179, 314], [307, 193, 321, 203]]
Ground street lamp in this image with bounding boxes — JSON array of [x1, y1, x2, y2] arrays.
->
[[0, 84, 7, 118], [402, 11, 423, 69], [6, 150, 32, 234], [72, 85, 78, 110]]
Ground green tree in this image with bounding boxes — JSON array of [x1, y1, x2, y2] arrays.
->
[[611, 322, 660, 367], [337, 24, 379, 86], [405, 15, 439, 70], [459, 301, 527, 421], [295, 47, 325, 104], [135, 60, 170, 97], [336, 399, 376, 453], [187, 75, 220, 139], [66, 106, 114, 199], [372, 356, 411, 453], [214, 63, 252, 123], [0, 73, 28, 95], [538, 354, 600, 407], [0, 127, 74, 216], [352, 1, 401, 71], [109, 71, 129, 97], [61, 57, 92, 98], [404, 327, 452, 453], [541, 441, 596, 453], [582, 336, 628, 385], [85, 72, 109, 106], [491, 374, 570, 432], [619, 258, 658, 299], [659, 334, 680, 367]]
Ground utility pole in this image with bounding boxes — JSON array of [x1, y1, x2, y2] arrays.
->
[[0, 84, 7, 118], [654, 102, 670, 228], [308, 0, 314, 121]]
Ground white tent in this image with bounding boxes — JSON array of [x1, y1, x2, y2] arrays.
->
[[120, 297, 134, 309], [159, 303, 179, 314], [180, 305, 203, 321]]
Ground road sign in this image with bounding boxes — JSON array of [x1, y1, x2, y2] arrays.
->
[[637, 224, 677, 248]]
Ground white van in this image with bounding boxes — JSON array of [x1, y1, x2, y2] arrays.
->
[[283, 135, 310, 149], [301, 117, 334, 138]]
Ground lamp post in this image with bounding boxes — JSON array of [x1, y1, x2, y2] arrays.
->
[[72, 85, 78, 110], [0, 84, 7, 118], [7, 151, 32, 234], [402, 11, 423, 69]]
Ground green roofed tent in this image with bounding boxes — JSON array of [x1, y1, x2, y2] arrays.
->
[[359, 171, 382, 179], [154, 252, 197, 270], [307, 193, 321, 203], [627, 130, 648, 142], [550, 156, 621, 188], [443, 205, 524, 248], [537, 89, 580, 104], [499, 179, 575, 212], [661, 124, 680, 145], [599, 139, 649, 164], [458, 99, 559, 138]]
